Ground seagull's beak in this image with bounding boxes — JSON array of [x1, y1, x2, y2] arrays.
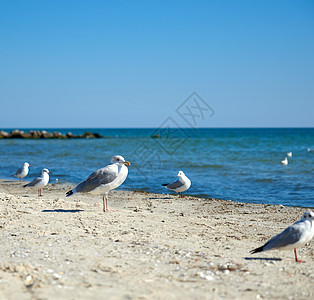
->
[[48, 171, 51, 174], [123, 161, 131, 166]]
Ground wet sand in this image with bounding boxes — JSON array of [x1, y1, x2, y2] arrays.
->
[[0, 179, 313, 299]]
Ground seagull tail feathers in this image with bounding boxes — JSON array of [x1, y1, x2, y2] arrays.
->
[[66, 190, 74, 197], [162, 183, 168, 186], [250, 246, 264, 254]]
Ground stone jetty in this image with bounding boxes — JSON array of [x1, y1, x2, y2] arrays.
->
[[0, 129, 103, 139]]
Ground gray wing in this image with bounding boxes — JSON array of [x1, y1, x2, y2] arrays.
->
[[74, 166, 118, 193], [166, 180, 184, 190], [264, 221, 304, 250], [25, 177, 42, 187], [14, 167, 22, 176]]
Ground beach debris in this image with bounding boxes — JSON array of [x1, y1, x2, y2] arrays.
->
[[24, 168, 51, 197], [162, 171, 191, 198], [197, 271, 215, 281], [250, 210, 314, 262], [66, 155, 131, 212], [24, 274, 34, 287]]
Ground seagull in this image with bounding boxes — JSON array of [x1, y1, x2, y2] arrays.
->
[[287, 152, 292, 157], [281, 157, 288, 165], [24, 168, 51, 196], [66, 155, 131, 212], [13, 162, 30, 181], [162, 171, 191, 198], [250, 210, 314, 263]]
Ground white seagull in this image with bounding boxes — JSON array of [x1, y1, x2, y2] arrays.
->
[[24, 168, 51, 197], [66, 155, 131, 212], [287, 152, 292, 157], [281, 157, 288, 165], [162, 171, 191, 198], [250, 210, 314, 263], [14, 162, 30, 181]]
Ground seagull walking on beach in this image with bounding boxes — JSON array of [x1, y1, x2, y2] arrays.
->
[[162, 171, 191, 198], [66, 155, 131, 212], [250, 210, 314, 263], [13, 162, 30, 181], [24, 168, 51, 196], [287, 152, 292, 157], [281, 157, 288, 165]]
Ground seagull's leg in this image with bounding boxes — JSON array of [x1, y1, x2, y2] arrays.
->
[[102, 194, 106, 212], [38, 189, 42, 197], [294, 248, 304, 263], [106, 194, 109, 211]]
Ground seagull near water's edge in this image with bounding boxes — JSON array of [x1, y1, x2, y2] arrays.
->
[[13, 162, 30, 181], [66, 155, 131, 212], [250, 210, 314, 263], [24, 168, 51, 197], [162, 171, 191, 198]]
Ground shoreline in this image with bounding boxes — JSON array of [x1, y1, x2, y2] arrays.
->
[[0, 179, 313, 299], [2, 177, 313, 210]]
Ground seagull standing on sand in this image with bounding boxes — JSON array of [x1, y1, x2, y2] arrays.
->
[[287, 152, 292, 157], [281, 157, 288, 165], [250, 210, 314, 263], [66, 155, 131, 212], [162, 171, 191, 198], [14, 162, 30, 181], [24, 168, 51, 196]]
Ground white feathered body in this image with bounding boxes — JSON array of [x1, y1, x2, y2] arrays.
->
[[14, 163, 29, 179]]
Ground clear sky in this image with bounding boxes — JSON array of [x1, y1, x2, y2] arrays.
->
[[1, 0, 313, 128]]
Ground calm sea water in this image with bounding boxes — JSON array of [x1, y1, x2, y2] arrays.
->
[[0, 128, 313, 208]]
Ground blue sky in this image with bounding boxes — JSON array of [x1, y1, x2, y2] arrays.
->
[[1, 0, 313, 128]]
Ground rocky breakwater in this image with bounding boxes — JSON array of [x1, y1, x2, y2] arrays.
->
[[0, 129, 103, 139]]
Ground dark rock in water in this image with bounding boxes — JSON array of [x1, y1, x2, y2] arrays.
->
[[10, 129, 24, 138], [0, 129, 103, 139], [83, 131, 102, 138], [0, 130, 9, 138], [66, 132, 75, 138], [151, 134, 161, 138]]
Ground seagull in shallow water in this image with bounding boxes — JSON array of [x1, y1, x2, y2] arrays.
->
[[287, 152, 292, 157], [162, 171, 191, 198], [66, 155, 131, 212], [250, 210, 314, 263], [24, 168, 51, 196], [13, 162, 30, 181], [281, 157, 288, 165]]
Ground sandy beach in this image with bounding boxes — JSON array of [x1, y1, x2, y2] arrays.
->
[[0, 179, 313, 300]]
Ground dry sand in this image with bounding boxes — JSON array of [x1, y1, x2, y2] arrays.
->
[[0, 179, 313, 299]]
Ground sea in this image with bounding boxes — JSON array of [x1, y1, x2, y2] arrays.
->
[[0, 128, 313, 208]]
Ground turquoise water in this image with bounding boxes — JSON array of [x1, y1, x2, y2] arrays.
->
[[0, 128, 313, 207]]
